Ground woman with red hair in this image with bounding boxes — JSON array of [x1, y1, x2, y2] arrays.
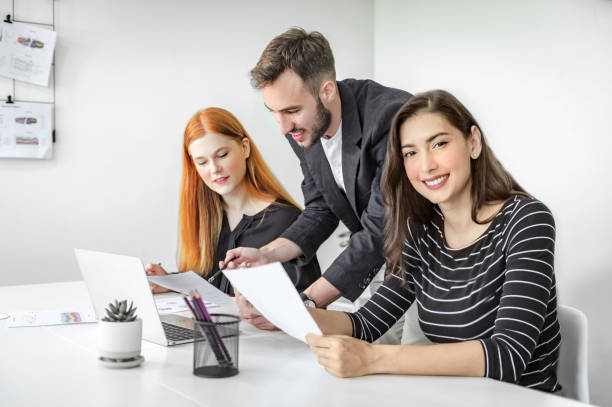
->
[[146, 107, 320, 296]]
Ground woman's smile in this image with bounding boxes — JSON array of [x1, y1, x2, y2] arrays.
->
[[213, 176, 230, 185], [422, 174, 449, 190]]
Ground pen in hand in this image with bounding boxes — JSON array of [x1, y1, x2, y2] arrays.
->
[[210, 254, 252, 283], [208, 262, 228, 283]]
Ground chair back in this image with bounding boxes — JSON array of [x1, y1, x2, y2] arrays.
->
[[557, 304, 589, 403]]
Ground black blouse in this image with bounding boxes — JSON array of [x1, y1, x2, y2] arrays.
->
[[208, 200, 321, 296]]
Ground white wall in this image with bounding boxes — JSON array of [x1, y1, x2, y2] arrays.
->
[[374, 0, 611, 404], [3, 0, 608, 402], [0, 0, 373, 286]]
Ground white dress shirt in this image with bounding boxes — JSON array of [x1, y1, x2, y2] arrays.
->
[[320, 121, 345, 193]]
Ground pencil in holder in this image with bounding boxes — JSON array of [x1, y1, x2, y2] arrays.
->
[[193, 313, 240, 378]]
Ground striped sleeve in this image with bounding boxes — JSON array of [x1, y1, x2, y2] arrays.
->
[[346, 229, 419, 342], [479, 201, 556, 383]]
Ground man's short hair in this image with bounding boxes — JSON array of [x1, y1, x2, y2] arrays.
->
[[250, 27, 336, 95]]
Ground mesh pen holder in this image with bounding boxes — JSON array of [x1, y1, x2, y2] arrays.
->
[[193, 314, 240, 378]]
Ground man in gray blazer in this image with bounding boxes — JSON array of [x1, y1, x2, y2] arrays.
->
[[224, 28, 412, 330]]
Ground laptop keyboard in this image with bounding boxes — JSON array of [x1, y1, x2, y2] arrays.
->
[[162, 322, 195, 342]]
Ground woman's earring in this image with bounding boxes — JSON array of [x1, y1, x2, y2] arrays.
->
[[471, 153, 478, 159]]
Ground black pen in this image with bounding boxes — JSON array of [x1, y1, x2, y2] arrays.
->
[[207, 262, 228, 283]]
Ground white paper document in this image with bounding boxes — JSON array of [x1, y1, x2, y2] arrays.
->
[[0, 101, 53, 159], [223, 262, 322, 343], [0, 21, 57, 86], [147, 271, 235, 310], [154, 296, 191, 314], [153, 295, 218, 315], [8, 308, 97, 327]]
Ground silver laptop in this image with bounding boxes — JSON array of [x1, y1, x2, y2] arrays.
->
[[75, 248, 196, 346]]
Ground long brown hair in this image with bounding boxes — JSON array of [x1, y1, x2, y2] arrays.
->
[[178, 107, 299, 275], [382, 90, 529, 276]]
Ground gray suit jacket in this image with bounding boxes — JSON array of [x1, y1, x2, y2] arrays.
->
[[280, 79, 412, 301]]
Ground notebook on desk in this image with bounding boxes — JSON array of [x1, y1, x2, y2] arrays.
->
[[74, 248, 196, 346]]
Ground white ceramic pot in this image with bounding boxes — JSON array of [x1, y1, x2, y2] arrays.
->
[[98, 318, 143, 359]]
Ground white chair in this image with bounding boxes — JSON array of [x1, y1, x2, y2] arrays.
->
[[557, 304, 589, 403]]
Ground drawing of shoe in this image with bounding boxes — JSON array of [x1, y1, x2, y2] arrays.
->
[[15, 117, 38, 124], [17, 37, 31, 46], [31, 40, 44, 48]]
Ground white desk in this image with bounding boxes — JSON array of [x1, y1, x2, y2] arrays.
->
[[0, 282, 587, 407]]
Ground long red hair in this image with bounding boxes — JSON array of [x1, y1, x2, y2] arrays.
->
[[178, 107, 299, 275]]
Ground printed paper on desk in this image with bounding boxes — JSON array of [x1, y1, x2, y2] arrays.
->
[[8, 309, 97, 327], [147, 271, 235, 310], [223, 262, 322, 343], [154, 296, 192, 315]]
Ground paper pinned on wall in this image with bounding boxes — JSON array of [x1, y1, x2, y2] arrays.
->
[[0, 101, 53, 159], [8, 309, 97, 327], [0, 21, 57, 86]]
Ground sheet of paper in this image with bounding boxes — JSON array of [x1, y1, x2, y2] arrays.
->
[[223, 262, 322, 343], [0, 101, 53, 159], [8, 308, 97, 327], [154, 295, 218, 315], [0, 21, 57, 86], [147, 271, 235, 310]]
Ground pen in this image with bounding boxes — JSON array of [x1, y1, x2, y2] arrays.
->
[[190, 291, 231, 366], [182, 294, 198, 320], [188, 291, 206, 321], [207, 262, 228, 283], [193, 291, 232, 365]]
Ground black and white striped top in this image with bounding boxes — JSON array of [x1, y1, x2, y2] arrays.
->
[[347, 196, 561, 392]]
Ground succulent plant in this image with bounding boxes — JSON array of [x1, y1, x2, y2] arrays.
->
[[102, 299, 138, 322]]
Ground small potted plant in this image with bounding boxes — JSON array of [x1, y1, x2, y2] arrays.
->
[[98, 299, 143, 366]]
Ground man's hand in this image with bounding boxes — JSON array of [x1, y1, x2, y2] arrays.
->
[[222, 247, 270, 270], [234, 289, 278, 331], [145, 263, 170, 294], [221, 238, 303, 270]]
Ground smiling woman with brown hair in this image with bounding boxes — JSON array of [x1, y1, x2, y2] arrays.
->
[[306, 90, 561, 393]]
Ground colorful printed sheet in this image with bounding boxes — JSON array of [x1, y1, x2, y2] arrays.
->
[[0, 100, 53, 159], [7, 308, 97, 327], [0, 21, 57, 86]]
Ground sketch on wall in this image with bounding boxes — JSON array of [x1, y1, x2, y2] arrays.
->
[[0, 100, 53, 158], [0, 21, 56, 86]]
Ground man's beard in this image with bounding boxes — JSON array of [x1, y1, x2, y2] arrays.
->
[[307, 97, 332, 147]]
